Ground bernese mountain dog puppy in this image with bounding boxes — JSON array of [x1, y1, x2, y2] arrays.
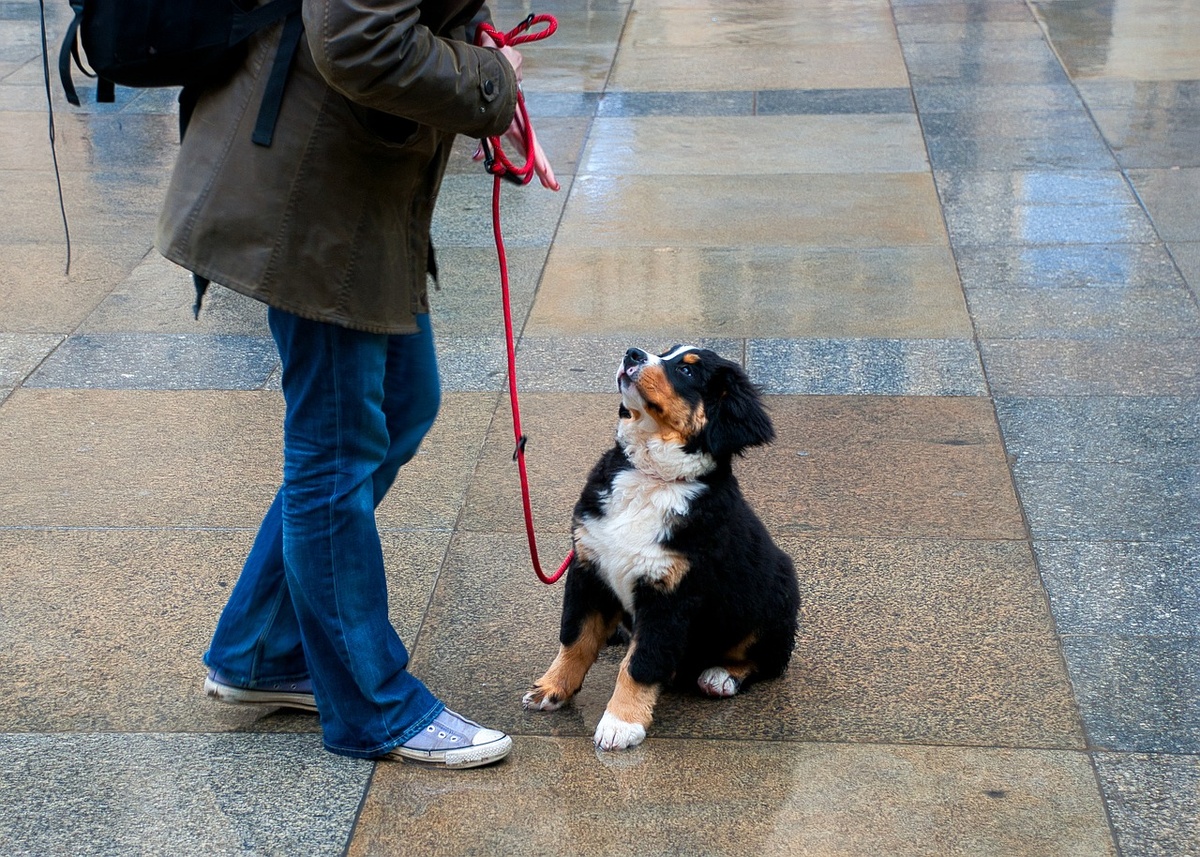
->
[[523, 345, 800, 750]]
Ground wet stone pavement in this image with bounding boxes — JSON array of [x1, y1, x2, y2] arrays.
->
[[2, 0, 1198, 854]]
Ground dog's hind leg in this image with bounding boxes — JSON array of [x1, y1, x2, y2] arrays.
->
[[696, 633, 760, 698], [524, 611, 620, 711]]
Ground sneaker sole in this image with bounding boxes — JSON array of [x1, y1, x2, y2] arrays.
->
[[204, 677, 319, 713], [387, 735, 513, 769]]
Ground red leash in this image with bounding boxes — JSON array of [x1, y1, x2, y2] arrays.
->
[[477, 14, 572, 584]]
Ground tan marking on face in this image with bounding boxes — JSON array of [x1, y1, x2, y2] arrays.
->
[[605, 643, 660, 729], [528, 612, 620, 706], [632, 364, 707, 443]]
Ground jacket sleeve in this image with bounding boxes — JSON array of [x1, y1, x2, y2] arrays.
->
[[303, 0, 516, 138]]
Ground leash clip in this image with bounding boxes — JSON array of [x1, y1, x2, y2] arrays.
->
[[513, 435, 528, 461]]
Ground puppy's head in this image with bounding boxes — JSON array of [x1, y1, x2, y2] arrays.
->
[[616, 345, 774, 465]]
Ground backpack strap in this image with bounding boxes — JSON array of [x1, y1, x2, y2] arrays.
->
[[251, 10, 304, 147], [57, 2, 86, 106]]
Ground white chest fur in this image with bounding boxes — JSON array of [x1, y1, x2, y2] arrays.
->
[[575, 468, 706, 613]]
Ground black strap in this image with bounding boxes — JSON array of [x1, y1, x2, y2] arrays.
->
[[57, 3, 84, 106], [251, 10, 303, 147], [229, 0, 303, 44]]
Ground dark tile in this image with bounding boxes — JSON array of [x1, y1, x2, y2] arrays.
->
[[937, 170, 1158, 246], [954, 243, 1185, 290], [1014, 460, 1200, 540], [1174, 242, 1200, 295], [598, 90, 751, 117], [995, 396, 1200, 464], [747, 338, 986, 396], [925, 129, 1116, 170], [901, 40, 1069, 86], [914, 83, 1084, 113], [965, 287, 1200, 338], [755, 87, 914, 115], [0, 733, 367, 856], [981, 338, 1200, 395], [898, 22, 1047, 42], [1035, 541, 1200, 637], [1061, 634, 1200, 752], [24, 332, 279, 390], [1095, 753, 1200, 857], [512, 89, 602, 118], [894, 2, 1037, 24]]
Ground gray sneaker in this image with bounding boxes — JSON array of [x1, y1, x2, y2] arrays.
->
[[385, 708, 512, 769], [204, 668, 318, 713]]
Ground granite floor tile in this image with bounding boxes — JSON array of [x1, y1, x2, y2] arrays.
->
[[528, 245, 969, 340], [430, 174, 569, 249], [0, 109, 180, 172], [596, 89, 754, 117], [754, 87, 915, 115], [80, 253, 270, 336], [1092, 108, 1200, 168], [2, 169, 167, 245], [414, 532, 1080, 749], [894, 1, 1039, 25], [25, 333, 279, 390], [0, 389, 283, 528], [0, 733, 368, 857], [0, 332, 64, 386], [621, 2, 900, 47], [0, 242, 150, 334], [0, 526, 447, 733], [458, 393, 1025, 540], [579, 115, 929, 175], [900, 40, 1069, 85], [1034, 541, 1200, 638], [953, 243, 1184, 291], [1074, 79, 1200, 112], [899, 22, 1047, 43], [1061, 634, 1200, 753], [1173, 241, 1200, 293], [923, 126, 1116, 171], [747, 338, 986, 395], [1013, 460, 1200, 541], [352, 739, 1112, 857], [608, 42, 910, 92], [424, 246, 546, 337], [741, 395, 1023, 538], [937, 170, 1158, 247], [1095, 753, 1200, 857], [913, 83, 1085, 114], [1048, 38, 1200, 81], [503, 45, 619, 94], [445, 116, 590, 178], [1127, 167, 1200, 243], [981, 339, 1200, 395], [965, 287, 1200, 338], [555, 174, 949, 248], [994, 396, 1200, 464]]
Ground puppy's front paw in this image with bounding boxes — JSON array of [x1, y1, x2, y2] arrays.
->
[[522, 685, 567, 712], [697, 667, 742, 698], [594, 711, 646, 750]]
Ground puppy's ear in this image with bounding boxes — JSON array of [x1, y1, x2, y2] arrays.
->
[[699, 361, 775, 458]]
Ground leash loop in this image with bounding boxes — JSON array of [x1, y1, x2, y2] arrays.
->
[[478, 14, 572, 585]]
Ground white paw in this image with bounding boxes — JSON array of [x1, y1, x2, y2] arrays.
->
[[594, 711, 646, 750], [522, 689, 565, 712], [697, 667, 742, 698]]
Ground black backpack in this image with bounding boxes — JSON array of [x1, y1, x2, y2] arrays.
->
[[58, 0, 303, 145]]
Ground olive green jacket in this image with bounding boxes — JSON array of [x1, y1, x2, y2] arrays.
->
[[156, 0, 517, 333]]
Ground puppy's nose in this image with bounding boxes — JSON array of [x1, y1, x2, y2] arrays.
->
[[624, 348, 648, 369]]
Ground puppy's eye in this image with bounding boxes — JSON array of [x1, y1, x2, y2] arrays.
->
[[678, 365, 693, 377]]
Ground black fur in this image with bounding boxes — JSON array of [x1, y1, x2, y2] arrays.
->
[[560, 347, 799, 699]]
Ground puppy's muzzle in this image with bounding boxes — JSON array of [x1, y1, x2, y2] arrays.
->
[[619, 347, 649, 387]]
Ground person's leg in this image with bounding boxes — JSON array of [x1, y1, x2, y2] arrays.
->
[[267, 307, 443, 757], [204, 314, 440, 695]]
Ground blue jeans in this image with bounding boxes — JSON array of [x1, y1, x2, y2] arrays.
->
[[205, 309, 444, 758]]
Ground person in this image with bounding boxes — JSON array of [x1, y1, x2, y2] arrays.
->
[[156, 0, 557, 769]]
